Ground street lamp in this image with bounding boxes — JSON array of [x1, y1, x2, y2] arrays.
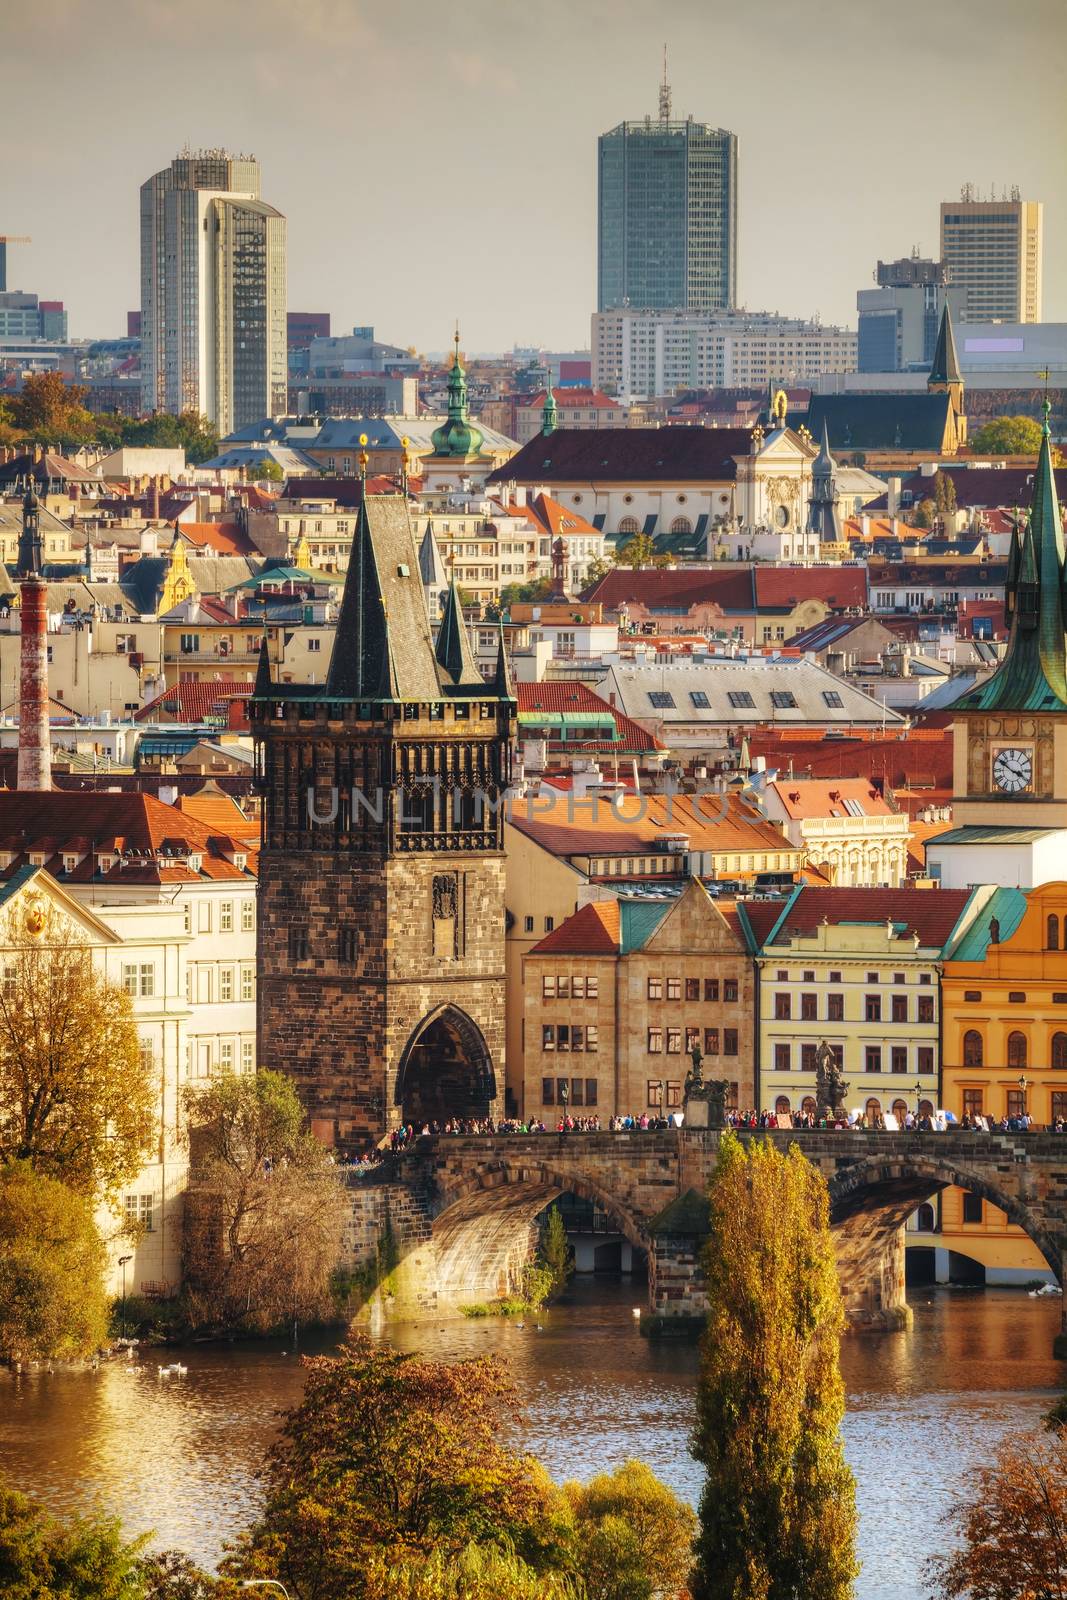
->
[[239, 1584, 292, 1600], [914, 1079, 924, 1121], [118, 1255, 132, 1339]]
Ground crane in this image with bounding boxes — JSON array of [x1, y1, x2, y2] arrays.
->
[[0, 235, 31, 292]]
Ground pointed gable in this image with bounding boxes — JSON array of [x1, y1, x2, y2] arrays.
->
[[435, 578, 483, 688], [639, 877, 744, 956]]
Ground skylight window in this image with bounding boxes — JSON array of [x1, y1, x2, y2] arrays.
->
[[648, 691, 676, 709]]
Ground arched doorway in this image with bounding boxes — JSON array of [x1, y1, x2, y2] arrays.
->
[[395, 1005, 496, 1127]]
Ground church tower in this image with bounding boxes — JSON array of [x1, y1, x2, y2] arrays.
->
[[251, 482, 515, 1150], [927, 301, 967, 447], [805, 420, 843, 548], [930, 401, 1067, 887]]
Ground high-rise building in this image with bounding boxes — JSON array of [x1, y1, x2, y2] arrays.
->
[[856, 254, 965, 372], [940, 189, 1043, 323], [140, 150, 287, 433], [597, 67, 737, 315]]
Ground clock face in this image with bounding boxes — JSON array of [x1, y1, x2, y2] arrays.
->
[[992, 747, 1033, 793]]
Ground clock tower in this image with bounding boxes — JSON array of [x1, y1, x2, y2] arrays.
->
[[930, 401, 1067, 887]]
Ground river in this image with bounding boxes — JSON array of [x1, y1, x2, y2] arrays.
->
[[0, 1282, 1061, 1600]]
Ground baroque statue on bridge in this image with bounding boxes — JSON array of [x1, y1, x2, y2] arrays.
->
[[815, 1039, 849, 1120], [684, 1044, 728, 1129]]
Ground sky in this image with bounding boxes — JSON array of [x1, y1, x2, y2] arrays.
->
[[4, 0, 1066, 354]]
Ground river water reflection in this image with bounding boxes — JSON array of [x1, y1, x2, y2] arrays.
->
[[0, 1282, 1061, 1600]]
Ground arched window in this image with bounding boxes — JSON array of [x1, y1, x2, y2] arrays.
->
[[919, 1099, 934, 1119], [617, 516, 640, 536], [963, 1029, 984, 1068], [1007, 1031, 1027, 1070], [892, 1099, 908, 1123], [801, 1096, 817, 1115], [1053, 1033, 1067, 1071], [866, 1097, 882, 1119], [775, 1095, 791, 1115], [916, 1203, 936, 1232], [1049, 915, 1060, 950], [670, 516, 693, 536]]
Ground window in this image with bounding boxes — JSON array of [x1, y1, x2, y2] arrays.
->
[[1007, 1090, 1025, 1118], [241, 900, 255, 932], [867, 971, 878, 983], [648, 977, 663, 1001], [666, 1028, 682, 1054], [1007, 1031, 1027, 1069], [220, 967, 234, 1002], [798, 992, 816, 1021], [557, 1025, 571, 1053], [308, 637, 321, 652], [1009, 991, 1026, 1003], [774, 993, 792, 1020], [524, 916, 535, 933], [723, 1028, 738, 1056], [1053, 1091, 1067, 1122], [121, 963, 155, 997], [220, 1041, 234, 1071], [220, 901, 233, 933], [963, 1029, 983, 1067], [587, 976, 599, 999], [724, 979, 738, 1003], [704, 978, 719, 1001], [585, 1078, 598, 1104], [241, 967, 254, 1002], [865, 1045, 882, 1074], [822, 690, 844, 708], [866, 1097, 882, 1120], [647, 1028, 663, 1053], [685, 1026, 701, 1053], [728, 690, 755, 709], [891, 995, 907, 1023], [916, 1202, 936, 1232], [198, 901, 212, 933], [891, 1046, 907, 1075], [542, 1077, 555, 1105], [1053, 1033, 1067, 1070], [689, 691, 710, 708], [917, 1046, 934, 1075], [180, 633, 200, 654], [647, 1080, 663, 1107], [288, 926, 308, 961], [770, 690, 797, 709], [775, 1096, 791, 1116], [648, 691, 676, 709], [666, 1080, 682, 1107], [183, 903, 192, 935], [917, 995, 934, 1024], [544, 917, 554, 932], [1050, 915, 1060, 951], [800, 1043, 818, 1073], [685, 978, 701, 1001], [542, 976, 556, 999], [774, 1042, 791, 1072], [893, 972, 905, 985], [827, 993, 844, 1022], [704, 1027, 719, 1055], [618, 517, 640, 536], [242, 1040, 254, 1073], [865, 994, 882, 1022], [542, 1025, 556, 1052], [962, 1194, 983, 1224], [338, 927, 358, 963], [124, 1193, 154, 1233], [586, 1027, 599, 1052], [666, 978, 681, 1001], [964, 990, 982, 1002], [963, 1088, 983, 1118]]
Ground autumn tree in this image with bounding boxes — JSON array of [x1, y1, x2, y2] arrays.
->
[[690, 1133, 858, 1600], [0, 918, 152, 1198], [7, 373, 98, 447], [617, 532, 655, 569], [222, 1335, 567, 1600], [361, 1543, 581, 1600], [927, 1428, 1067, 1599], [971, 414, 1046, 456], [540, 1205, 573, 1297], [933, 471, 957, 514], [181, 1068, 346, 1332], [0, 1163, 108, 1364], [581, 555, 611, 590], [562, 1459, 696, 1600], [911, 497, 937, 530]]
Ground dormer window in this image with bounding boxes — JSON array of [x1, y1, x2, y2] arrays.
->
[[29, 853, 46, 867], [63, 855, 78, 874], [188, 854, 203, 873], [233, 853, 247, 871]]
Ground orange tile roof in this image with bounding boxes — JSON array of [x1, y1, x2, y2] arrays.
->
[[530, 900, 621, 954], [509, 789, 795, 859], [0, 792, 256, 884], [175, 790, 258, 841], [766, 777, 898, 821], [180, 523, 256, 556]]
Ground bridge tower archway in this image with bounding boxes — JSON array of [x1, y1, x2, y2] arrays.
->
[[394, 1005, 497, 1128]]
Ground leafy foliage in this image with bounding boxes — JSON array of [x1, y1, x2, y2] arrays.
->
[[109, 410, 221, 464], [541, 1205, 574, 1296], [971, 414, 1047, 456], [498, 579, 554, 607], [690, 1133, 858, 1600], [361, 1541, 583, 1600], [0, 1472, 146, 1597], [4, 374, 100, 447], [617, 533, 655, 569], [926, 1428, 1067, 1599], [933, 471, 957, 513], [0, 917, 152, 1198], [222, 1334, 567, 1599], [562, 1459, 696, 1600], [0, 1163, 109, 1364], [182, 1069, 346, 1333]]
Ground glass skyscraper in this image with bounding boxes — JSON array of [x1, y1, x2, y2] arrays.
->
[[598, 108, 737, 314]]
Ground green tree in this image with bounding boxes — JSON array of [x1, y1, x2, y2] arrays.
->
[[540, 1205, 573, 1296], [499, 579, 553, 607], [971, 415, 1046, 456], [562, 1459, 696, 1600], [222, 1335, 566, 1600], [911, 497, 937, 530], [0, 917, 152, 1198], [582, 556, 611, 589], [244, 457, 283, 481], [181, 1069, 346, 1332], [690, 1133, 858, 1600], [362, 1542, 582, 1600], [933, 471, 957, 514], [617, 533, 654, 569], [121, 410, 220, 465], [0, 1163, 108, 1364]]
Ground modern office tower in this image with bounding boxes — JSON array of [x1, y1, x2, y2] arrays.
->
[[856, 255, 966, 371], [597, 67, 737, 314], [140, 150, 287, 433], [940, 189, 1043, 323]]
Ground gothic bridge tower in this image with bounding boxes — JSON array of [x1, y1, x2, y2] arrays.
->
[[251, 486, 515, 1150]]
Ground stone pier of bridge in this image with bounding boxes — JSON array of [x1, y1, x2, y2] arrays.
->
[[337, 1129, 1067, 1347]]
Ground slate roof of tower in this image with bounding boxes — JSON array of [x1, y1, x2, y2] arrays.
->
[[929, 303, 962, 388], [486, 426, 753, 485]]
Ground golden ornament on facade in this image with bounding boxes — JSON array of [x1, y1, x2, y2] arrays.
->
[[24, 895, 46, 936]]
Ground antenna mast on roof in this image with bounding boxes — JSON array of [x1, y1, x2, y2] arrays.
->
[[659, 44, 671, 122]]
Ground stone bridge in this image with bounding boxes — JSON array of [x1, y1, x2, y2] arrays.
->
[[343, 1130, 1067, 1346]]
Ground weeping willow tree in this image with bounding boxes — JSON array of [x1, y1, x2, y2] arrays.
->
[[690, 1133, 858, 1600]]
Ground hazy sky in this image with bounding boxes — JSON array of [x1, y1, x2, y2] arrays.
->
[[5, 0, 1065, 353]]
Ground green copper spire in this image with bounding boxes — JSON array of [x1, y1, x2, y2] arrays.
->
[[541, 383, 558, 437], [954, 398, 1067, 713], [430, 327, 485, 458]]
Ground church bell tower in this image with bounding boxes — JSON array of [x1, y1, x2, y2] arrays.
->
[[251, 483, 515, 1150]]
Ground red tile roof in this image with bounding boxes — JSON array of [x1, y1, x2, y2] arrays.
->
[[761, 886, 971, 950], [766, 777, 898, 820], [583, 566, 754, 613], [516, 681, 666, 753], [746, 729, 954, 791], [752, 567, 868, 611], [509, 789, 796, 860], [522, 492, 603, 542], [530, 900, 621, 954], [520, 389, 622, 412], [180, 523, 256, 556], [135, 681, 255, 723], [486, 427, 752, 486]]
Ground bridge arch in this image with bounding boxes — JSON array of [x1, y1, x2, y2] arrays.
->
[[430, 1157, 649, 1307]]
